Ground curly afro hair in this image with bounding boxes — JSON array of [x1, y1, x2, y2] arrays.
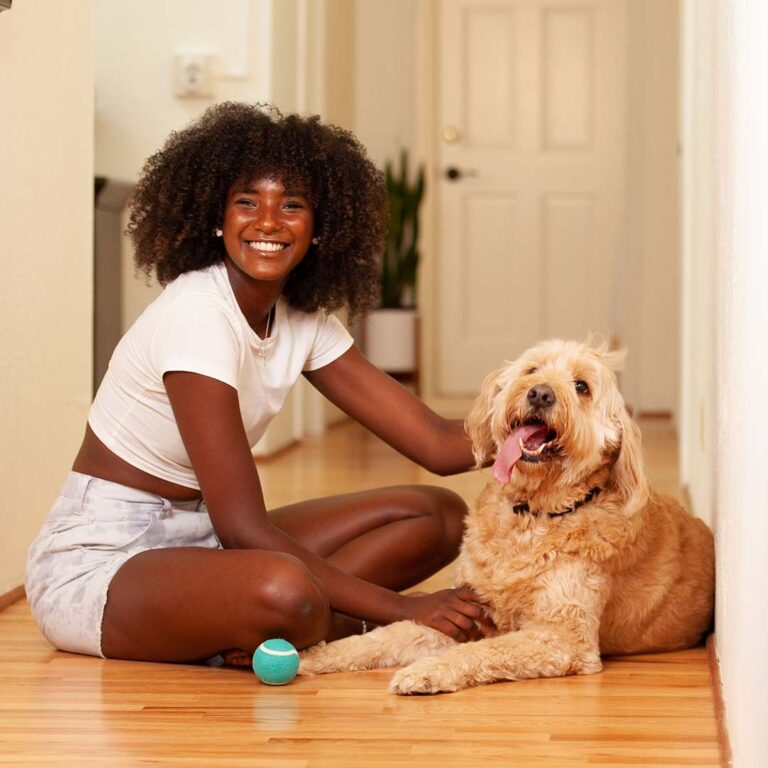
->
[[128, 102, 387, 318]]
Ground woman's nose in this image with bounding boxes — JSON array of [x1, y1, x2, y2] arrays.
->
[[254, 206, 281, 232]]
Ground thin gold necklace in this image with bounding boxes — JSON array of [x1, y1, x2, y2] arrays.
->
[[257, 306, 275, 364]]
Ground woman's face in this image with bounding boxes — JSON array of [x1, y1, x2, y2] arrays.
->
[[221, 176, 315, 285]]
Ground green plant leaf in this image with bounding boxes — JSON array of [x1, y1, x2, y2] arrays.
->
[[379, 149, 425, 309]]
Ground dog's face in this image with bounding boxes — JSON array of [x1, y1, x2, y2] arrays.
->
[[466, 340, 641, 496]]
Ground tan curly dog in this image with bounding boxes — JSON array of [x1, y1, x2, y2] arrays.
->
[[299, 339, 715, 694]]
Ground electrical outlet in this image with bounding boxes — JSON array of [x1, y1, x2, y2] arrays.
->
[[174, 54, 213, 98]]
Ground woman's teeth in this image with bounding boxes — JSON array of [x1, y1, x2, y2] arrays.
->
[[247, 241, 286, 252]]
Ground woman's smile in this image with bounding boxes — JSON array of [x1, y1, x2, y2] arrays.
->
[[245, 240, 288, 253]]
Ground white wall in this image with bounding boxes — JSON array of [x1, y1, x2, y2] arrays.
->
[[682, 1, 768, 764], [0, 1, 94, 595], [711, 2, 768, 765]]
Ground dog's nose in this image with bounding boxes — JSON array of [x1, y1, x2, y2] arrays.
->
[[527, 384, 556, 410]]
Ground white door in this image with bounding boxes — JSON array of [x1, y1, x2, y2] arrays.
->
[[436, 0, 627, 395]]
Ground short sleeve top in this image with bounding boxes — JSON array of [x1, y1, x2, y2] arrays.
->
[[88, 262, 353, 489]]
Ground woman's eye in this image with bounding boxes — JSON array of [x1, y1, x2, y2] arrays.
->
[[284, 201, 304, 209], [236, 198, 256, 207], [575, 380, 590, 396]]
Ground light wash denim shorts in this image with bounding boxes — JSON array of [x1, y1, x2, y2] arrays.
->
[[25, 472, 220, 658]]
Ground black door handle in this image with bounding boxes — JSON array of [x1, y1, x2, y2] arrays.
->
[[445, 166, 478, 181]]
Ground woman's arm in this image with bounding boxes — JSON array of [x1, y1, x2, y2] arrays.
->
[[304, 345, 475, 476], [163, 370, 482, 638]]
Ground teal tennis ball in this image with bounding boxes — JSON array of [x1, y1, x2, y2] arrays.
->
[[252, 638, 300, 685]]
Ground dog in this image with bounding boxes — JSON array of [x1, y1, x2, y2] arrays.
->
[[299, 339, 715, 694]]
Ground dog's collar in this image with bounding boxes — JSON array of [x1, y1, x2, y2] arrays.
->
[[512, 487, 602, 519]]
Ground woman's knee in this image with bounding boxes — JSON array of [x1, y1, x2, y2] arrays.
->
[[244, 553, 331, 648], [404, 486, 468, 549]]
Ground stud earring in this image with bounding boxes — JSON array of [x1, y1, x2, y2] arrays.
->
[[214, 228, 223, 237], [312, 236, 320, 245]]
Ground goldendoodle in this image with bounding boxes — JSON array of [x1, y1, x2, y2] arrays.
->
[[299, 339, 715, 694]]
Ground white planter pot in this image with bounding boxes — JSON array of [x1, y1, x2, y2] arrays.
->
[[364, 308, 418, 374]]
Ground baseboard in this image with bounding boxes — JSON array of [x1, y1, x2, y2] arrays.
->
[[0, 585, 25, 614], [706, 634, 734, 767]]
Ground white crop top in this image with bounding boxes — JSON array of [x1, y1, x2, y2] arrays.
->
[[88, 262, 353, 489]]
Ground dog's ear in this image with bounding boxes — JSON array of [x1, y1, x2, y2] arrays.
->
[[601, 346, 627, 373], [610, 404, 649, 507], [465, 366, 507, 467], [587, 335, 627, 372]]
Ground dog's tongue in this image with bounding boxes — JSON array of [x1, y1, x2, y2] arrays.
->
[[492, 424, 550, 483]]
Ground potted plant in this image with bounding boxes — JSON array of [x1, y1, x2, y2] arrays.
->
[[364, 149, 425, 375]]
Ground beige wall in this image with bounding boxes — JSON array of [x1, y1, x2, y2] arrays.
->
[[0, 1, 94, 595], [324, 0, 357, 132], [353, 0, 419, 166], [621, 0, 681, 415]]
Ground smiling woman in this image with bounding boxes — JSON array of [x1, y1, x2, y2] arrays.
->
[[25, 102, 486, 668]]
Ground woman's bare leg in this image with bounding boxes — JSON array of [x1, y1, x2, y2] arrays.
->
[[100, 485, 467, 663], [269, 485, 467, 588], [101, 549, 331, 662]]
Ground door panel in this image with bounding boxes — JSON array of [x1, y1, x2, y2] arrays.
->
[[464, 9, 518, 149]]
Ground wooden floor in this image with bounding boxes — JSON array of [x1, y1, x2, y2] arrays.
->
[[0, 418, 721, 766]]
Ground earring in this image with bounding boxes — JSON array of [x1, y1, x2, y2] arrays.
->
[[214, 228, 223, 237], [312, 236, 320, 245]]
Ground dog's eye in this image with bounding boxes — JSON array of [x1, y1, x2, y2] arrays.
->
[[575, 380, 590, 396], [526, 367, 537, 375]]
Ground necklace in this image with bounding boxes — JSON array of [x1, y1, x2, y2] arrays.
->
[[257, 306, 275, 363]]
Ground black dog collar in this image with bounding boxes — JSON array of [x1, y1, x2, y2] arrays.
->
[[512, 487, 602, 519]]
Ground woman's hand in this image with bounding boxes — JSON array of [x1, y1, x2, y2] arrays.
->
[[400, 588, 487, 642]]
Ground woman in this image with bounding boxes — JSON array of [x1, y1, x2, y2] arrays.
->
[[26, 103, 483, 665]]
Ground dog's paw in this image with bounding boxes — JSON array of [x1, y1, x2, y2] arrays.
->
[[297, 642, 335, 676], [388, 658, 463, 695]]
